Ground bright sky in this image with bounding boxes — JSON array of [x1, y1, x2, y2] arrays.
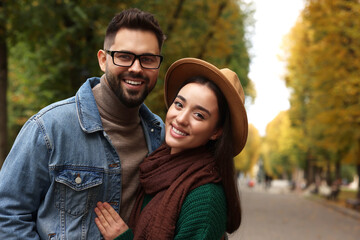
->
[[245, 0, 305, 136]]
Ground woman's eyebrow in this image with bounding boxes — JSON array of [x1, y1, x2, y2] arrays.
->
[[177, 94, 211, 116], [196, 105, 211, 116], [176, 95, 186, 102]]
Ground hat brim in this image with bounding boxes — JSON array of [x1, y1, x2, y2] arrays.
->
[[164, 58, 248, 156]]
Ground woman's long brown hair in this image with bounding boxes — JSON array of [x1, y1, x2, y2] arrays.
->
[[178, 76, 242, 233]]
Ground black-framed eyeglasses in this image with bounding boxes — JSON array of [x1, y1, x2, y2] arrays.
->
[[105, 50, 163, 69]]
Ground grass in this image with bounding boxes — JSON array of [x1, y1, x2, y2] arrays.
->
[[326, 187, 359, 211], [338, 188, 358, 200]]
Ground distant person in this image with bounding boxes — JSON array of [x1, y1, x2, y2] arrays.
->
[[0, 8, 165, 239], [94, 58, 248, 239], [327, 178, 341, 201], [265, 173, 272, 189]]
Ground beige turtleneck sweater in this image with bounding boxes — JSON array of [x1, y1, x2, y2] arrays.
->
[[92, 76, 148, 223]]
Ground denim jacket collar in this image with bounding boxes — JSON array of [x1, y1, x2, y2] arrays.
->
[[76, 77, 162, 134], [76, 77, 103, 133]]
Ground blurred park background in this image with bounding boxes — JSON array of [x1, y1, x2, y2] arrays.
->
[[0, 0, 359, 212]]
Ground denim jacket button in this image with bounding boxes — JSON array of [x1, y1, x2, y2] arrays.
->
[[75, 176, 82, 184]]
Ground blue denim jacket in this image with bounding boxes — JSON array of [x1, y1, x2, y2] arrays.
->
[[0, 77, 165, 239]]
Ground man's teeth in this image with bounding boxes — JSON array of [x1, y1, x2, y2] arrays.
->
[[125, 80, 142, 85], [173, 127, 187, 136]]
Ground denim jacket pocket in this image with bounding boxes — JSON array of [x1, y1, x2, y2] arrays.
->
[[55, 168, 103, 216]]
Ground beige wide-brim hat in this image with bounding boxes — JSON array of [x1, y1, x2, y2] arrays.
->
[[164, 58, 248, 156]]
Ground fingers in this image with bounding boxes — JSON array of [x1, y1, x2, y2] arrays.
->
[[96, 202, 125, 227], [94, 202, 129, 239], [96, 202, 114, 225], [94, 216, 107, 236], [95, 203, 110, 237], [102, 202, 122, 223]]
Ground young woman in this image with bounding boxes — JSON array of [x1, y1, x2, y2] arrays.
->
[[94, 58, 248, 240]]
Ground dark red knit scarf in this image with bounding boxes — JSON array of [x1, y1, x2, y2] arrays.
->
[[128, 144, 222, 239]]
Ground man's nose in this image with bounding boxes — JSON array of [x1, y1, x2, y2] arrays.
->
[[128, 58, 143, 73]]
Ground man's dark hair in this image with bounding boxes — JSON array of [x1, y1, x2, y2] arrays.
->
[[104, 8, 165, 50]]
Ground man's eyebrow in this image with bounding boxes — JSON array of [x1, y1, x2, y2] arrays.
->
[[176, 94, 211, 116], [117, 50, 159, 55]]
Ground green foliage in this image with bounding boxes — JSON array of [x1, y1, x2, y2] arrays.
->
[[340, 164, 356, 184], [5, 0, 254, 146], [144, 0, 255, 118]]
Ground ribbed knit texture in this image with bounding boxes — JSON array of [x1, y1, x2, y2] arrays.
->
[[92, 76, 148, 223], [174, 183, 227, 240], [115, 183, 227, 240]]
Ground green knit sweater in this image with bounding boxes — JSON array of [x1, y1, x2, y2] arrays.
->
[[114, 183, 227, 240]]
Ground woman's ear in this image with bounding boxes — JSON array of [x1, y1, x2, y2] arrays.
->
[[210, 128, 223, 140]]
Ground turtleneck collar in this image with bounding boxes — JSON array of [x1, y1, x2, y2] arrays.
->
[[92, 75, 141, 124]]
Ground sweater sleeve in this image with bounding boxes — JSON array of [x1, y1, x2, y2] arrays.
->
[[114, 228, 134, 240], [174, 183, 227, 240]]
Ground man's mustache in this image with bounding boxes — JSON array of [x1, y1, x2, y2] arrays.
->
[[118, 72, 148, 82]]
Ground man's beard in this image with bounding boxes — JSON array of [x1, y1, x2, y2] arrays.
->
[[106, 71, 150, 108]]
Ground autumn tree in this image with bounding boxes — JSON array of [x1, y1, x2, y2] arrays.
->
[[282, 11, 317, 186], [262, 111, 299, 179], [283, 0, 360, 195], [234, 124, 261, 177], [2, 0, 254, 167], [144, 0, 255, 118]]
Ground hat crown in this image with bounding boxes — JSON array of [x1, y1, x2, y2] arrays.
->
[[220, 68, 245, 105]]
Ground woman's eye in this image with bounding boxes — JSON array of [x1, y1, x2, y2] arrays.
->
[[195, 113, 205, 120], [174, 101, 183, 108]]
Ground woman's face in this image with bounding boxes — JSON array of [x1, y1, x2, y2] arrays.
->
[[165, 83, 222, 154]]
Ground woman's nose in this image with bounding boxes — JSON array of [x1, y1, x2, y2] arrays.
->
[[175, 110, 189, 126]]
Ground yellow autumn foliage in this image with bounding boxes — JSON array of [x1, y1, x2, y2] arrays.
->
[[234, 124, 261, 177], [280, 0, 360, 184]]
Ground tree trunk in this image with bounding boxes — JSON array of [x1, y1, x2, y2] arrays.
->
[[335, 158, 341, 181], [357, 139, 360, 199], [356, 139, 360, 199], [197, 1, 227, 59], [165, 0, 186, 41], [305, 151, 315, 187], [0, 0, 8, 168], [326, 157, 331, 185], [357, 163, 360, 199]]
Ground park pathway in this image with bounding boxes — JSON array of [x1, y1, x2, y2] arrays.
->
[[228, 181, 360, 240]]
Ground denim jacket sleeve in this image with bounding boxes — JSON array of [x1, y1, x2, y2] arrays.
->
[[0, 116, 50, 239]]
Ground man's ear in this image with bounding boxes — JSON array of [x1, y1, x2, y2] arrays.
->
[[210, 128, 223, 140], [97, 50, 107, 72]]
